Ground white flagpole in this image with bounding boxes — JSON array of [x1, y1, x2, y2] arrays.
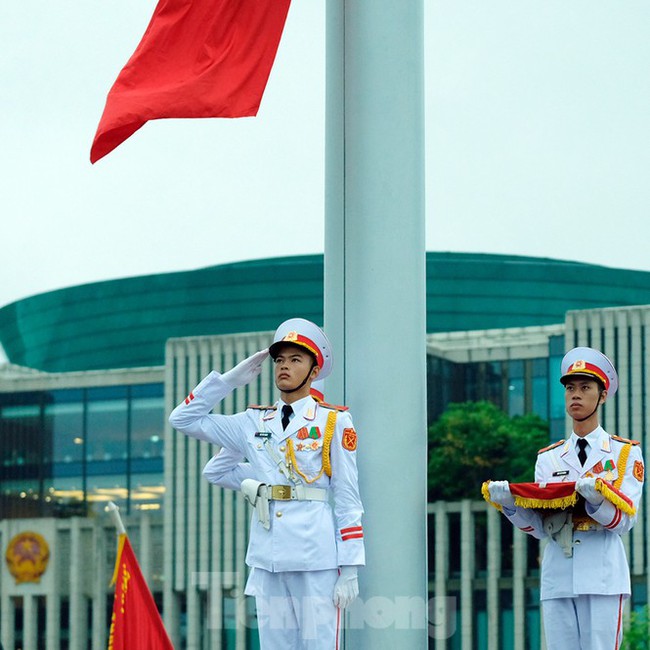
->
[[105, 501, 127, 535], [325, 1, 428, 647]]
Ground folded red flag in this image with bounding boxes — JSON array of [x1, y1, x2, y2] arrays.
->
[[482, 480, 635, 515], [509, 481, 578, 508], [91, 0, 292, 163]]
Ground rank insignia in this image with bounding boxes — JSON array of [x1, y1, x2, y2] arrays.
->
[[592, 461, 604, 474], [309, 427, 321, 439], [342, 428, 357, 451], [634, 460, 644, 482], [184, 391, 195, 405]]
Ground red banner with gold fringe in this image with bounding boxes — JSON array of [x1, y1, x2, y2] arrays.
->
[[482, 479, 635, 516], [108, 534, 174, 650]]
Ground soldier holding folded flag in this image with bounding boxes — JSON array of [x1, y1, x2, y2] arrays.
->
[[484, 347, 644, 650]]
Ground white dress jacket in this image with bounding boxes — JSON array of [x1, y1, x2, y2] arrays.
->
[[503, 426, 644, 600], [169, 371, 366, 572]]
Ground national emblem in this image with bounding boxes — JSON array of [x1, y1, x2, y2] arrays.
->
[[5, 531, 50, 584]]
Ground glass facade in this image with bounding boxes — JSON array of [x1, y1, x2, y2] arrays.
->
[[548, 335, 567, 439], [427, 353, 556, 431], [0, 383, 164, 518]]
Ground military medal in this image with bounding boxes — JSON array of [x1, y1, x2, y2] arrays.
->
[[603, 459, 615, 482]]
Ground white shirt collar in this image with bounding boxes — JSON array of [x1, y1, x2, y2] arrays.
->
[[571, 425, 603, 449], [278, 395, 312, 414]]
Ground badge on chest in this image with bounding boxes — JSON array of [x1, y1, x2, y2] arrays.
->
[[592, 459, 616, 481]]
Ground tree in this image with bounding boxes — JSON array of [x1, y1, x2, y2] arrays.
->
[[427, 401, 549, 500], [621, 606, 650, 650]]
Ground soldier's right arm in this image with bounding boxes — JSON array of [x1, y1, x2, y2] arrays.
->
[[497, 453, 555, 539], [168, 371, 251, 455], [203, 447, 256, 490]]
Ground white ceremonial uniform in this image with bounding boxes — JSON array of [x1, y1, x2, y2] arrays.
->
[[169, 370, 365, 649], [501, 426, 644, 650], [203, 447, 255, 491]]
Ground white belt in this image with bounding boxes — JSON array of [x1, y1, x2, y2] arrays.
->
[[242, 480, 329, 531], [269, 485, 328, 502]]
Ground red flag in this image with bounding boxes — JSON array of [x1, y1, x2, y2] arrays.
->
[[91, 0, 292, 163], [108, 534, 174, 650]]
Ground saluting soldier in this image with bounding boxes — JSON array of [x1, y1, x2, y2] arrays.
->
[[488, 347, 644, 650], [169, 319, 364, 650]]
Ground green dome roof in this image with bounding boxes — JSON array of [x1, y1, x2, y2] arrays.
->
[[2, 253, 650, 372]]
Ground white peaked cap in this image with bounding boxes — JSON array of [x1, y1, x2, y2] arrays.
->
[[269, 318, 333, 380], [560, 346, 618, 396]]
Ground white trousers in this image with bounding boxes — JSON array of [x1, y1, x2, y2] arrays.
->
[[542, 595, 625, 650], [245, 567, 340, 650]]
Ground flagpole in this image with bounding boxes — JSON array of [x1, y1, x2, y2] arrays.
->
[[105, 501, 127, 536], [325, 1, 428, 647]]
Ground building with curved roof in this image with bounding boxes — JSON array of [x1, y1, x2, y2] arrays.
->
[[2, 252, 650, 373]]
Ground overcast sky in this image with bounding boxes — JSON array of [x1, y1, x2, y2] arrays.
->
[[2, 1, 650, 310]]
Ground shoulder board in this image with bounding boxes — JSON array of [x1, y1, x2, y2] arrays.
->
[[610, 435, 641, 446], [318, 401, 349, 412], [247, 404, 277, 411], [538, 440, 565, 454]]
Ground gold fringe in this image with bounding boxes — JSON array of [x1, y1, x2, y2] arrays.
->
[[109, 533, 127, 587], [481, 481, 578, 511], [481, 481, 503, 513], [513, 493, 578, 510], [322, 411, 337, 478], [595, 479, 636, 516], [614, 443, 631, 490]]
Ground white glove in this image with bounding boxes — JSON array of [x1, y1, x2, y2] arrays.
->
[[241, 479, 265, 506], [576, 477, 604, 506], [333, 566, 359, 609], [241, 479, 270, 530], [222, 349, 269, 388], [488, 481, 516, 508]]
